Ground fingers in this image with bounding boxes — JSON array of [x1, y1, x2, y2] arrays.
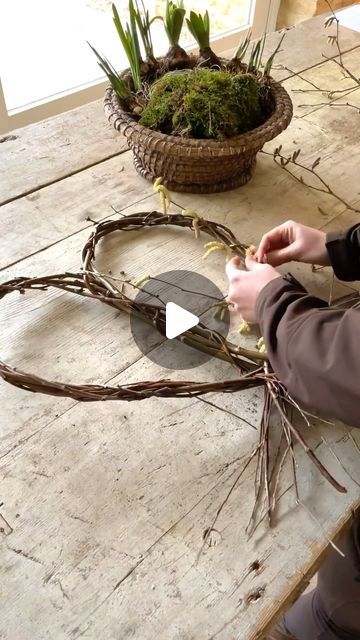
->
[[245, 254, 260, 271], [257, 224, 285, 263], [266, 242, 299, 266], [256, 235, 270, 264], [225, 256, 242, 280], [256, 221, 298, 264]]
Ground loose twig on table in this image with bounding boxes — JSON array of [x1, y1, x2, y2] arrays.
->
[[261, 147, 360, 215]]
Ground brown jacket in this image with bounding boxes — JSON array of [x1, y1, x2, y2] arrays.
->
[[256, 224, 360, 427]]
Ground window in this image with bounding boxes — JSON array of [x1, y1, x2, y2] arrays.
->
[[0, 0, 280, 133]]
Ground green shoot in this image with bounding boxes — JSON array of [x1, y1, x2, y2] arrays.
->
[[112, 2, 142, 91], [234, 30, 251, 62], [246, 33, 268, 74], [134, 0, 159, 62], [186, 10, 210, 50], [247, 37, 262, 73], [164, 0, 186, 47], [263, 33, 285, 76], [88, 43, 132, 101]]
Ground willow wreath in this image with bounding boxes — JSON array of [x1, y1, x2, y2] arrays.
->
[[1, 205, 354, 540]]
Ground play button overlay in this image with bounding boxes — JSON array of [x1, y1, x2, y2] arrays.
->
[[130, 269, 230, 370], [165, 302, 199, 339]]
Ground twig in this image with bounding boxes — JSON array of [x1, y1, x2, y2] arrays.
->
[[264, 366, 347, 494], [251, 484, 294, 537], [246, 390, 272, 536], [261, 148, 360, 215], [196, 396, 257, 431], [321, 436, 360, 489], [328, 102, 360, 112], [324, 0, 343, 65], [197, 444, 261, 562], [271, 438, 291, 516], [323, 53, 360, 88], [281, 397, 334, 426], [296, 498, 345, 558], [298, 100, 360, 112], [292, 86, 357, 95]]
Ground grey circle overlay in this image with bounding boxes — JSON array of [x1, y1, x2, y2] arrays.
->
[[130, 270, 230, 370]]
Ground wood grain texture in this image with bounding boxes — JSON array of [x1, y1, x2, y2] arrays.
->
[[281, 47, 360, 116], [0, 99, 127, 205], [0, 150, 152, 271], [1, 348, 360, 640]]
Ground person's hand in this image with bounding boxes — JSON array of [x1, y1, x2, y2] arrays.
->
[[256, 220, 330, 267], [226, 255, 281, 322]]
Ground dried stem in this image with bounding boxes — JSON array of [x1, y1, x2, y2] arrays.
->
[[298, 100, 360, 112], [323, 53, 360, 88], [296, 498, 345, 558], [196, 395, 257, 431], [324, 0, 343, 65], [261, 148, 360, 215], [197, 443, 261, 562], [264, 367, 347, 494], [321, 436, 360, 489]]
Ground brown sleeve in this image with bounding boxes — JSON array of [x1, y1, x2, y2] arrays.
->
[[256, 274, 360, 427], [326, 223, 360, 281]]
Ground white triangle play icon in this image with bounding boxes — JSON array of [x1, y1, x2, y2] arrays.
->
[[165, 302, 199, 340]]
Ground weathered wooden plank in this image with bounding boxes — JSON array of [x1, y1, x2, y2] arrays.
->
[[282, 47, 360, 117], [0, 212, 355, 638], [0, 99, 127, 205], [1, 335, 359, 640], [300, 87, 360, 210], [270, 24, 360, 80], [0, 151, 153, 271]]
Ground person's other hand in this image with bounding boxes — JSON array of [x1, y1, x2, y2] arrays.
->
[[256, 220, 330, 267], [226, 255, 281, 322]]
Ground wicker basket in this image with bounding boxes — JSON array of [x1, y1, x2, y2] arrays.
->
[[104, 72, 293, 194]]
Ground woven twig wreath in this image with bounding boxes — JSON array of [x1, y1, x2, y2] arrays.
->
[[0, 210, 270, 402], [1, 206, 351, 535]]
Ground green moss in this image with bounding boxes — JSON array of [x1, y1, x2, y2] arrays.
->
[[139, 69, 262, 139]]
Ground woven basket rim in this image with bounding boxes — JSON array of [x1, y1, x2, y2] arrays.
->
[[104, 71, 292, 153]]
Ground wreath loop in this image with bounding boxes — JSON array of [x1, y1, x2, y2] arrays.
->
[[0, 208, 349, 524], [0, 211, 268, 402]]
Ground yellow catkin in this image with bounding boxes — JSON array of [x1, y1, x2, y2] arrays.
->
[[181, 210, 203, 239], [153, 177, 170, 214], [182, 209, 199, 219], [245, 244, 257, 258], [193, 219, 200, 239], [204, 241, 224, 249], [202, 242, 226, 260], [132, 275, 150, 288], [239, 319, 251, 334], [258, 344, 267, 354], [181, 209, 202, 240]]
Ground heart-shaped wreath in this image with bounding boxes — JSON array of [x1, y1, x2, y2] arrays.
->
[[0, 205, 352, 540]]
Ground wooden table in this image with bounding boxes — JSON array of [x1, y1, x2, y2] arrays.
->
[[1, 15, 360, 640]]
